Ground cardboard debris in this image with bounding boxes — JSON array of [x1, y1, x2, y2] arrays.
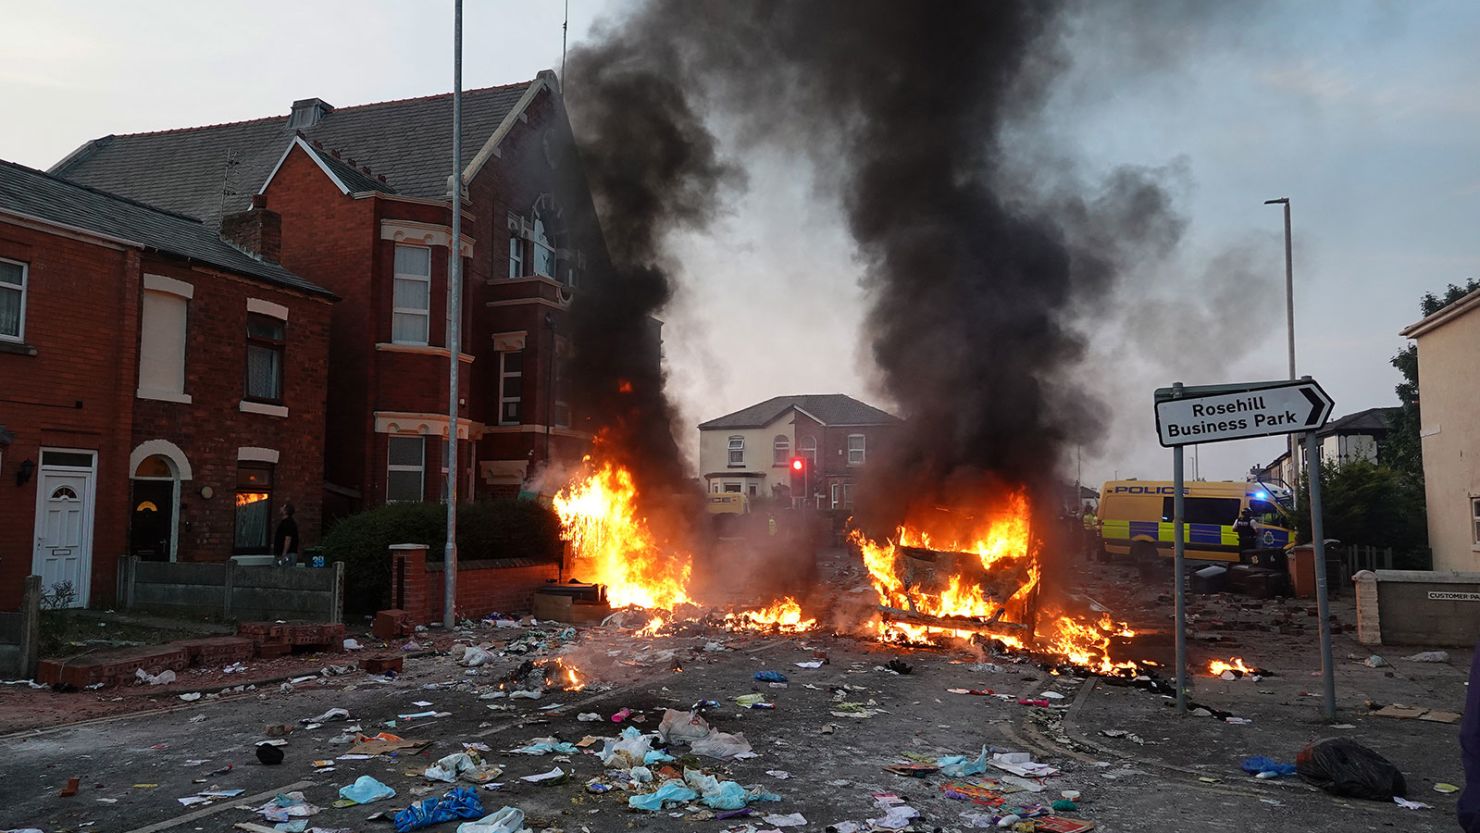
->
[[348, 733, 430, 755], [1418, 710, 1461, 724]]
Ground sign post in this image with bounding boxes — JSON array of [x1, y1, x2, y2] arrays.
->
[[1155, 377, 1335, 719]]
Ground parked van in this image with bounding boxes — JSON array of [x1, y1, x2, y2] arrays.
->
[[1098, 480, 1293, 563]]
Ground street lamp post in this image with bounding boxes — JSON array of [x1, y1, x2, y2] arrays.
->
[[443, 0, 463, 629], [1265, 197, 1297, 499]]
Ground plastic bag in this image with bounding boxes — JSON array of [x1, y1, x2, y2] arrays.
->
[[599, 726, 654, 767], [457, 806, 524, 833], [691, 729, 753, 760], [1296, 738, 1407, 800], [627, 779, 699, 811], [338, 775, 396, 805], [394, 787, 486, 832], [658, 709, 713, 745], [425, 752, 479, 783], [512, 737, 578, 755], [1240, 756, 1297, 777], [937, 746, 988, 777]]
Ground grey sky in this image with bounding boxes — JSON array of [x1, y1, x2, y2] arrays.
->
[[4, 1, 1476, 490]]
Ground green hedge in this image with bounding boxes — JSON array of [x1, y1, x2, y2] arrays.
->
[[323, 500, 563, 614]]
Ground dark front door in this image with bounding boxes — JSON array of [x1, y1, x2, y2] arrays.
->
[[130, 480, 174, 561]]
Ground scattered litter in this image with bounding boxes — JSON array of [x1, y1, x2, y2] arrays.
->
[[936, 746, 989, 777], [795, 661, 824, 669], [188, 714, 207, 724], [178, 692, 201, 702], [1297, 737, 1407, 800], [1402, 651, 1450, 663], [521, 766, 566, 783], [339, 775, 396, 805], [412, 700, 433, 707], [1371, 703, 1459, 723], [302, 707, 350, 724], [1099, 729, 1144, 745], [762, 813, 808, 827], [1362, 655, 1389, 668], [1041, 691, 1065, 700], [254, 791, 321, 824], [343, 638, 362, 651], [578, 713, 601, 722], [349, 732, 429, 756], [425, 753, 481, 782], [657, 708, 754, 759], [884, 659, 912, 675], [629, 780, 700, 811], [135, 668, 176, 686], [255, 744, 285, 766], [884, 763, 940, 777], [1242, 756, 1296, 778], [766, 770, 791, 780], [754, 671, 788, 683], [1394, 796, 1432, 810], [512, 738, 578, 755], [393, 786, 484, 831], [59, 776, 80, 797], [990, 751, 1058, 778], [457, 805, 525, 833]]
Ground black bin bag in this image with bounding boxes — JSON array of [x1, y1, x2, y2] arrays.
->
[[1296, 737, 1407, 800]]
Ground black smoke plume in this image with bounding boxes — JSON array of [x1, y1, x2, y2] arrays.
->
[[563, 1, 1191, 533]]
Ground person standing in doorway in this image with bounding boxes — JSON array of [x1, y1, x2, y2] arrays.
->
[[274, 502, 299, 567]]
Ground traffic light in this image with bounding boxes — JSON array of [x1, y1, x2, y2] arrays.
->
[[789, 456, 807, 497]]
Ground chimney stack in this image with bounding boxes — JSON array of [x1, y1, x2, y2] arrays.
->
[[220, 194, 282, 263], [288, 97, 334, 129]]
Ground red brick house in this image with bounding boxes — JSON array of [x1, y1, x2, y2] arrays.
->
[[0, 160, 334, 609], [698, 394, 900, 508], [54, 72, 609, 521]]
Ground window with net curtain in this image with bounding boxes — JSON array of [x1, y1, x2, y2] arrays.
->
[[245, 314, 284, 402], [773, 434, 791, 465], [234, 462, 272, 551], [392, 244, 431, 345], [0, 258, 25, 341]]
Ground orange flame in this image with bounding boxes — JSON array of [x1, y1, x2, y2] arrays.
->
[[1208, 657, 1255, 676], [552, 460, 692, 610], [723, 597, 817, 633], [235, 492, 269, 508]]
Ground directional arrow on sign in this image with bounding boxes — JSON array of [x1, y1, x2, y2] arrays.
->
[[1153, 378, 1334, 447]]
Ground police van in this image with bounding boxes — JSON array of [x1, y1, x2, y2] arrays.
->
[[1097, 480, 1293, 563]]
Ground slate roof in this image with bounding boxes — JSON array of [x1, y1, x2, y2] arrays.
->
[[0, 159, 334, 298], [52, 79, 539, 226], [300, 140, 398, 195], [699, 394, 900, 430], [1317, 406, 1398, 438]]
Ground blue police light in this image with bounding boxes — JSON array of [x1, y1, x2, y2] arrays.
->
[[1254, 490, 1269, 501]]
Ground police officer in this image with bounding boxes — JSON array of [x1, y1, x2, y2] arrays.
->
[[1232, 507, 1258, 555]]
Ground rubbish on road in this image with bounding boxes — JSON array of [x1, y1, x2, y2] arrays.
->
[[1060, 790, 1081, 801], [265, 723, 294, 737], [1033, 818, 1096, 833], [520, 766, 566, 783], [1042, 691, 1066, 700], [508, 688, 543, 700], [135, 668, 176, 686], [766, 770, 791, 780], [1241, 756, 1297, 777], [1394, 796, 1432, 810], [1051, 799, 1079, 812], [937, 747, 989, 777], [600, 726, 656, 767], [657, 708, 755, 759], [1296, 737, 1407, 800], [1017, 698, 1050, 708], [178, 692, 202, 701], [1371, 703, 1459, 723], [884, 763, 941, 777], [302, 707, 351, 724], [392, 786, 485, 832], [343, 638, 363, 651], [795, 661, 824, 669], [512, 737, 578, 755], [1402, 651, 1450, 663], [996, 814, 1021, 828], [762, 812, 808, 827], [458, 646, 495, 667], [735, 693, 767, 707], [990, 751, 1059, 778], [425, 752, 481, 782], [255, 792, 321, 824], [1436, 783, 1460, 794], [578, 712, 601, 722], [868, 802, 919, 831], [1099, 729, 1144, 745], [255, 744, 285, 766], [628, 780, 700, 811], [940, 781, 1003, 803], [59, 776, 80, 797], [1362, 655, 1389, 668], [349, 732, 429, 756], [611, 707, 634, 722], [339, 775, 397, 805], [456, 805, 525, 833], [884, 659, 912, 675], [754, 670, 788, 683]]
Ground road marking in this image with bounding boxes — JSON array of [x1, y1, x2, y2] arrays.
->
[[121, 780, 314, 833]]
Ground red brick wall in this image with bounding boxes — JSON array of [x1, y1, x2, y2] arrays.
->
[[129, 255, 332, 560], [388, 544, 559, 624], [0, 221, 137, 609]]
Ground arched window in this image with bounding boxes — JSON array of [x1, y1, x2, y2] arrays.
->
[[798, 435, 817, 467], [134, 454, 175, 479], [773, 434, 791, 466]]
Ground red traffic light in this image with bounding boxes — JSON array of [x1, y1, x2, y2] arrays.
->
[[790, 457, 805, 472]]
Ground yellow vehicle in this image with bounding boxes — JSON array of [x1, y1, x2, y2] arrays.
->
[[1098, 480, 1293, 563], [705, 492, 751, 515]]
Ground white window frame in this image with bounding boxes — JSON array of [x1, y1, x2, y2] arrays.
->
[[392, 244, 432, 346], [830, 482, 841, 509], [773, 434, 791, 466], [798, 435, 817, 467], [532, 215, 556, 279], [0, 257, 27, 343], [386, 435, 426, 503], [498, 350, 522, 426], [727, 435, 745, 467], [847, 433, 866, 466]]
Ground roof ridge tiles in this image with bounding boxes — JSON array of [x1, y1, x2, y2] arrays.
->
[[107, 79, 536, 139]]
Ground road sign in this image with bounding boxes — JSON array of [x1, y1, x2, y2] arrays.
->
[[1154, 378, 1333, 447]]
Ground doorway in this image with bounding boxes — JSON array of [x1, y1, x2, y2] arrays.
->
[[130, 453, 180, 562], [32, 448, 97, 608]]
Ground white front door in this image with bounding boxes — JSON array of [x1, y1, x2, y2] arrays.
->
[[32, 451, 96, 608]]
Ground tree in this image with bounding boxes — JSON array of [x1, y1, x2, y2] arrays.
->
[[1294, 460, 1428, 567], [1383, 278, 1480, 480]]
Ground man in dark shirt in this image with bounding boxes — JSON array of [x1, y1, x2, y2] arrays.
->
[[273, 502, 299, 567]]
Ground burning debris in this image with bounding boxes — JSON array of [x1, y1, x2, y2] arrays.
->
[[1208, 657, 1268, 679]]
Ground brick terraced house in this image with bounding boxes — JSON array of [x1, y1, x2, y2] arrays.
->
[[0, 160, 334, 609], [52, 71, 615, 522]]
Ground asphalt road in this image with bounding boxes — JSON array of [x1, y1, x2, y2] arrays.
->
[[1, 613, 1456, 833]]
